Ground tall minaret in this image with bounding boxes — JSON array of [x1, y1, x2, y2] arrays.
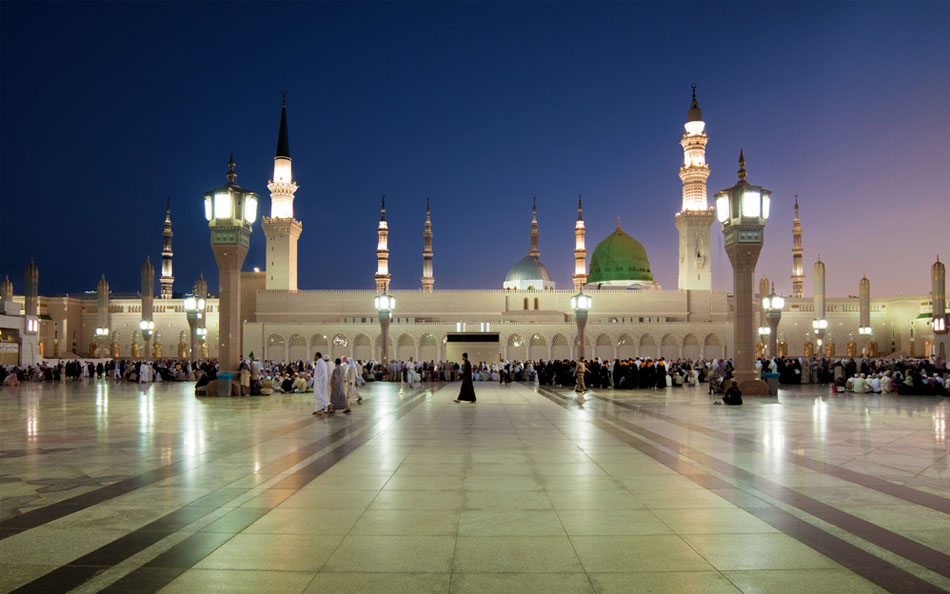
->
[[791, 195, 805, 298], [1, 276, 12, 302], [859, 274, 870, 329], [759, 274, 770, 328], [262, 92, 303, 291], [24, 259, 38, 317], [573, 193, 587, 291], [421, 197, 434, 293], [160, 198, 174, 299], [529, 196, 540, 258], [375, 195, 391, 293], [675, 84, 715, 291], [814, 256, 826, 322]]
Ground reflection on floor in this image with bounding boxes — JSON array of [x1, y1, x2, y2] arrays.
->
[[0, 379, 947, 593]]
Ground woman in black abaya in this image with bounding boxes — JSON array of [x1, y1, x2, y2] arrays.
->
[[454, 352, 477, 403]]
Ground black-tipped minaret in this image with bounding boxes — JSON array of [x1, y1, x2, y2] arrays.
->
[[276, 91, 290, 159], [687, 83, 702, 122]]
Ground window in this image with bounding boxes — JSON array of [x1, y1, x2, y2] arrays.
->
[[534, 298, 540, 310], [523, 298, 529, 310]]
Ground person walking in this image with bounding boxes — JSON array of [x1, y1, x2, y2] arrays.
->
[[312, 352, 330, 415], [454, 352, 476, 403], [330, 358, 350, 413], [575, 358, 587, 403]]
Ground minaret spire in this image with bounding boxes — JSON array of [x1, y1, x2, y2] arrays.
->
[[573, 193, 587, 291], [375, 194, 391, 293], [263, 92, 302, 290], [160, 198, 174, 299], [676, 84, 715, 291], [529, 197, 540, 258], [791, 193, 805, 298], [421, 197, 434, 293]]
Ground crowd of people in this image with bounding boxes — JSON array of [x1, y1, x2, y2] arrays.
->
[[2, 354, 947, 398]]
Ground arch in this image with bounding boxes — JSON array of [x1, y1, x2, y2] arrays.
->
[[703, 333, 723, 360], [529, 334, 547, 361], [353, 334, 372, 362], [266, 333, 286, 361], [660, 333, 678, 361], [523, 297, 529, 310], [287, 334, 307, 362], [638, 334, 657, 359], [396, 334, 415, 362], [682, 333, 700, 361], [507, 333, 527, 361], [533, 298, 540, 310], [595, 333, 613, 361], [310, 333, 329, 358], [617, 333, 636, 360], [551, 333, 570, 360], [330, 333, 349, 360], [419, 333, 438, 363]]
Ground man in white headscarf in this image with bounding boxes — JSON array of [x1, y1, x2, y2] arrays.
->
[[344, 356, 362, 404], [312, 352, 330, 415]]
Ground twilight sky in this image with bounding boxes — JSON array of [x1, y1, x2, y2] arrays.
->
[[1, 2, 948, 299]]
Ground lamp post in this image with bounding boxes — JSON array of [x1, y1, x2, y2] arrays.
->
[[139, 319, 155, 359], [184, 294, 206, 360], [812, 318, 828, 356], [715, 150, 771, 395], [374, 293, 395, 363], [571, 291, 592, 360], [203, 154, 257, 371], [762, 284, 784, 359]]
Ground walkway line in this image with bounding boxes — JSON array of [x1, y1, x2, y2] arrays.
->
[[536, 387, 948, 594], [9, 385, 439, 594], [591, 391, 950, 514]]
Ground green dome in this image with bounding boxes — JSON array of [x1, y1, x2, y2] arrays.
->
[[587, 226, 654, 285]]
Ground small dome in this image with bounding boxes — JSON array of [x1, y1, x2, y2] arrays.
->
[[506, 255, 552, 283], [587, 226, 654, 285]]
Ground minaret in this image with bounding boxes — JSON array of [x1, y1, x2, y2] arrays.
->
[[375, 195, 391, 293], [160, 198, 174, 299], [262, 92, 303, 291], [195, 273, 208, 343], [421, 197, 434, 293], [141, 257, 154, 357], [97, 275, 110, 332], [1, 276, 12, 302], [573, 193, 587, 291], [529, 197, 540, 258], [814, 256, 826, 322], [859, 273, 870, 329], [24, 259, 38, 317], [791, 195, 805, 298], [759, 274, 770, 328], [675, 84, 715, 291]]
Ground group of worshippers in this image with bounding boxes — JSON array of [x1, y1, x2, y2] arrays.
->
[[0, 359, 201, 385], [758, 356, 949, 396], [535, 357, 700, 391], [311, 353, 362, 416]]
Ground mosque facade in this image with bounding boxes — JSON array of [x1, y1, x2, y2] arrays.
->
[[1, 90, 947, 367]]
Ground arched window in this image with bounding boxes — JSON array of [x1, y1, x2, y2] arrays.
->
[[533, 298, 540, 310], [523, 298, 529, 310]]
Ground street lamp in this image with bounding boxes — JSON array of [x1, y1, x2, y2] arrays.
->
[[715, 150, 771, 395], [203, 154, 257, 371], [139, 319, 155, 359], [812, 318, 828, 355], [184, 294, 205, 360], [571, 291, 592, 360], [762, 284, 784, 359], [374, 293, 395, 362]]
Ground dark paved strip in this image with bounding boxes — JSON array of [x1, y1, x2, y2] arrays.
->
[[536, 387, 948, 594], [0, 408, 323, 537], [591, 391, 950, 515], [10, 385, 438, 594]]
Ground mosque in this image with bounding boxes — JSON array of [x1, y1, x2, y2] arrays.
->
[[1, 89, 946, 367]]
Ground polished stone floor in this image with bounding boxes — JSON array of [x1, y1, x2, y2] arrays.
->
[[0, 379, 948, 593]]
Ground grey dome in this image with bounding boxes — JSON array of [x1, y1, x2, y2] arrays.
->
[[506, 255, 552, 283]]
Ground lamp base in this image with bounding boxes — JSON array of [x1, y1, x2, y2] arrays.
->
[[738, 379, 770, 396]]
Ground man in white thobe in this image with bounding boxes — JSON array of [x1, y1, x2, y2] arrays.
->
[[313, 353, 330, 415]]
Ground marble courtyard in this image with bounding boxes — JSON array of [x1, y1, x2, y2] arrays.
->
[[0, 382, 948, 593]]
